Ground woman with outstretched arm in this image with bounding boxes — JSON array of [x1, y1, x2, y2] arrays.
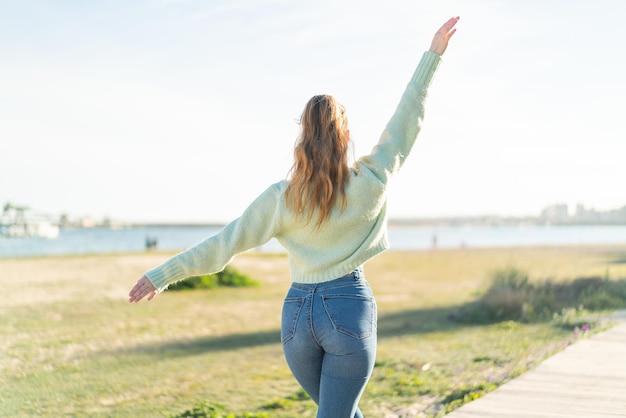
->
[[129, 16, 459, 418]]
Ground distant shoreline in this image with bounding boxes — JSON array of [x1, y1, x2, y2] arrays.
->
[[118, 217, 626, 229], [122, 222, 227, 228], [4, 223, 626, 260]]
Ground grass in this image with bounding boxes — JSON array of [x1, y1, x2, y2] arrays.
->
[[451, 266, 626, 324], [1, 245, 626, 417], [167, 266, 260, 291]]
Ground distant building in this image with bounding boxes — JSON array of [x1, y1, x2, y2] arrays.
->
[[541, 204, 569, 223], [574, 204, 596, 223], [543, 203, 626, 224], [80, 217, 96, 228]]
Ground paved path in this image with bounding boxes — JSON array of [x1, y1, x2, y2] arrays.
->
[[445, 312, 626, 418]]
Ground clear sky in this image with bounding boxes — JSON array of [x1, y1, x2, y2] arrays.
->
[[2, 0, 624, 224]]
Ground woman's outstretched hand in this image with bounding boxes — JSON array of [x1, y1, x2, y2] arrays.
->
[[429, 16, 460, 56], [128, 274, 157, 303]]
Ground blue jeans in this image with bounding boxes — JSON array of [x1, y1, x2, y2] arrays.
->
[[281, 268, 377, 418]]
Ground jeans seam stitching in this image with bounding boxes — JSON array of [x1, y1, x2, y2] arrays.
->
[[308, 294, 323, 348]]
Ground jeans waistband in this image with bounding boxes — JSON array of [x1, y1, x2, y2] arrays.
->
[[290, 267, 364, 291]]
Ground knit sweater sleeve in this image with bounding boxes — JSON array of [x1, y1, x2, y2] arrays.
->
[[358, 51, 441, 183], [144, 183, 283, 292]]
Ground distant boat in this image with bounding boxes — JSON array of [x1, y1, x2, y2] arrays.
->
[[0, 221, 60, 239], [0, 202, 60, 239]]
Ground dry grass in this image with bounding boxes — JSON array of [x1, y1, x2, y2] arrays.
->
[[2, 245, 626, 417]]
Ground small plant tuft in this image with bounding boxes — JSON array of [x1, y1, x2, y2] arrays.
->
[[260, 389, 312, 411], [442, 383, 498, 412], [167, 266, 259, 291], [170, 401, 269, 418]]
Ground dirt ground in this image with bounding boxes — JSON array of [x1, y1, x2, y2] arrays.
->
[[0, 253, 173, 311]]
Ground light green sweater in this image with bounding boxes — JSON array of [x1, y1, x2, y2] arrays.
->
[[146, 51, 441, 291]]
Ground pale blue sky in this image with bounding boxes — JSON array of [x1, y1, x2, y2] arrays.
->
[[2, 0, 624, 223]]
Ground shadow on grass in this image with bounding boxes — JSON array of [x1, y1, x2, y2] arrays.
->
[[600, 250, 626, 264], [130, 329, 283, 357], [111, 273, 626, 358], [608, 257, 626, 265], [377, 305, 463, 337], [111, 305, 466, 358]]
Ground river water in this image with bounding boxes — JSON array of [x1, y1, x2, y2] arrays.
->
[[1, 224, 625, 259]]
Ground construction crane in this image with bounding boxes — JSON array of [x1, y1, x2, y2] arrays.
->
[[0, 202, 59, 239]]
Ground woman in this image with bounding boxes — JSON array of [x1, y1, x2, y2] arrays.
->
[[129, 16, 459, 418]]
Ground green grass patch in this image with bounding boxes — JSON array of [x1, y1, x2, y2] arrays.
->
[[171, 401, 270, 418], [260, 389, 312, 411], [441, 383, 498, 413], [167, 266, 259, 291]]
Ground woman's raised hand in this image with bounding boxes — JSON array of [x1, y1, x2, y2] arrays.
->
[[429, 16, 460, 56]]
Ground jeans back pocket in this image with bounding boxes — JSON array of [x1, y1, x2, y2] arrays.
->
[[281, 297, 305, 344], [322, 295, 376, 340]]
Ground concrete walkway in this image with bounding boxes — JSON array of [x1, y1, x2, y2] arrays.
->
[[445, 312, 626, 418]]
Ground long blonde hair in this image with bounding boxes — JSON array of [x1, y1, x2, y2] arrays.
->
[[285, 94, 351, 228]]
